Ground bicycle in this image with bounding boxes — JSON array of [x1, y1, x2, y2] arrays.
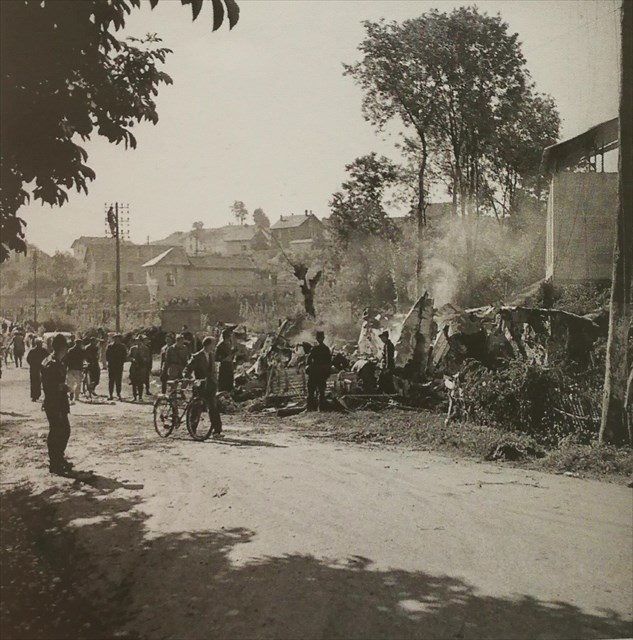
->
[[153, 379, 214, 441]]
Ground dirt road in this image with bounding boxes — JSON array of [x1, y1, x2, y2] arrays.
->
[[1, 366, 632, 639]]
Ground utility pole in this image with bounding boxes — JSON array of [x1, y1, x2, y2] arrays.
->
[[600, 0, 632, 444], [32, 248, 38, 326], [106, 203, 129, 333]]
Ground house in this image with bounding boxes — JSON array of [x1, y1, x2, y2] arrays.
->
[[542, 117, 618, 283], [221, 225, 270, 255], [83, 242, 175, 289], [71, 236, 113, 261], [153, 224, 270, 256], [142, 246, 267, 302], [270, 211, 324, 248]]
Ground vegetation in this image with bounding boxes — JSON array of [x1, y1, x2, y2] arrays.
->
[[0, 0, 239, 262]]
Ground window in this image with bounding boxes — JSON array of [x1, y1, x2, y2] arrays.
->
[[167, 272, 176, 286], [127, 272, 134, 283]]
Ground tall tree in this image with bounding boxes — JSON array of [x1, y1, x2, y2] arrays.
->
[[230, 200, 249, 225], [329, 154, 401, 246], [345, 19, 442, 291], [253, 207, 270, 229], [600, 0, 632, 445], [0, 0, 239, 263]]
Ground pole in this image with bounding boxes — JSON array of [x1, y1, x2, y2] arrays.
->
[[33, 248, 37, 326], [599, 0, 632, 444], [115, 202, 121, 333]]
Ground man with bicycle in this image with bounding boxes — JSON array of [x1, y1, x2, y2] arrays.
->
[[183, 336, 222, 437]]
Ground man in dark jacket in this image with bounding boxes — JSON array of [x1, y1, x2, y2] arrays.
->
[[379, 330, 395, 393], [26, 338, 48, 401], [83, 337, 100, 394], [41, 334, 72, 475], [65, 339, 85, 402], [306, 331, 331, 411], [183, 336, 222, 435], [106, 334, 127, 401]]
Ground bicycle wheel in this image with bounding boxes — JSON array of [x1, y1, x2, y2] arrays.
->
[[185, 397, 214, 441], [153, 397, 175, 438]]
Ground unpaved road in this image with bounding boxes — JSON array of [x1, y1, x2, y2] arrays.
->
[[1, 366, 632, 640]]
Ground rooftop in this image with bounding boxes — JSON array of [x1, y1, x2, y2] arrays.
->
[[271, 214, 319, 230]]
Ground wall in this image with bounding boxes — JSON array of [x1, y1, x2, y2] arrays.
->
[[546, 172, 617, 283]]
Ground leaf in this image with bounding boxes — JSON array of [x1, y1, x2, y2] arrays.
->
[[224, 0, 240, 29], [211, 0, 224, 31], [191, 0, 203, 21]]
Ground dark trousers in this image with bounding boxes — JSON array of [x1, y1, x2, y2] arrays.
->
[[132, 382, 144, 400], [203, 380, 222, 432], [108, 363, 124, 398], [29, 368, 42, 400], [307, 375, 327, 411], [161, 373, 168, 394], [14, 350, 23, 368], [45, 407, 70, 466]]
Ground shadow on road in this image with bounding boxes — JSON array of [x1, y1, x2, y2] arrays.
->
[[169, 434, 287, 448], [1, 482, 631, 640]]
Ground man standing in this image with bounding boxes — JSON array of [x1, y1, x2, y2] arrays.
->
[[215, 328, 235, 392], [65, 338, 85, 403], [306, 330, 331, 411], [138, 335, 152, 396], [164, 334, 189, 382], [183, 336, 222, 436], [379, 330, 395, 393], [106, 334, 127, 401], [159, 334, 174, 394], [41, 334, 73, 475], [26, 338, 48, 401], [11, 330, 25, 368], [83, 337, 101, 395]]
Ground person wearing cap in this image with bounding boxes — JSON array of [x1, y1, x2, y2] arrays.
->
[[65, 338, 85, 403], [106, 334, 127, 401], [159, 333, 174, 394], [183, 336, 222, 435], [215, 327, 235, 393], [164, 334, 189, 382], [41, 334, 73, 474], [26, 337, 49, 401], [306, 330, 332, 411], [83, 337, 101, 394], [379, 330, 395, 393]]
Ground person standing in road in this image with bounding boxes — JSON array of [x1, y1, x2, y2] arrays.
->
[[183, 336, 222, 436], [306, 330, 332, 411], [65, 338, 85, 403], [164, 334, 189, 382], [378, 330, 395, 393], [83, 337, 101, 395], [26, 337, 48, 401], [41, 334, 73, 475], [159, 334, 174, 394], [138, 335, 152, 396], [128, 336, 147, 401], [106, 334, 127, 401], [215, 328, 235, 393], [11, 330, 25, 368]]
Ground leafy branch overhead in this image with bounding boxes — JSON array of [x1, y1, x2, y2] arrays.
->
[[0, 0, 240, 263]]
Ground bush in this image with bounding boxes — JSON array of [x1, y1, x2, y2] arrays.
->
[[459, 360, 600, 446]]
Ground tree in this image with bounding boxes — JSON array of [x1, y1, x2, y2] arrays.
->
[[192, 220, 204, 255], [253, 207, 270, 229], [230, 200, 249, 225], [0, 0, 240, 263], [329, 154, 401, 246], [600, 0, 632, 446]]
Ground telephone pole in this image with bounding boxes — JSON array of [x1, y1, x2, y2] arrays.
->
[[106, 203, 129, 333], [32, 248, 38, 326]]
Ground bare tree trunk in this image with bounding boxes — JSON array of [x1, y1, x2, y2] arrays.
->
[[600, 0, 632, 445], [415, 139, 428, 297]]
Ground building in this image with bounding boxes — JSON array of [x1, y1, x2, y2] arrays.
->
[[542, 117, 618, 283], [153, 224, 270, 256], [71, 236, 113, 262], [142, 246, 267, 302], [270, 212, 324, 248], [83, 242, 174, 289]]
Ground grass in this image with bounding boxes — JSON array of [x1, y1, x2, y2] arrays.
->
[[255, 409, 633, 484]]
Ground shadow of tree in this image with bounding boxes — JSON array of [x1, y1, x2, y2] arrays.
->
[[1, 482, 631, 640]]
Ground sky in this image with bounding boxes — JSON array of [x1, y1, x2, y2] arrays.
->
[[19, 0, 621, 254]]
